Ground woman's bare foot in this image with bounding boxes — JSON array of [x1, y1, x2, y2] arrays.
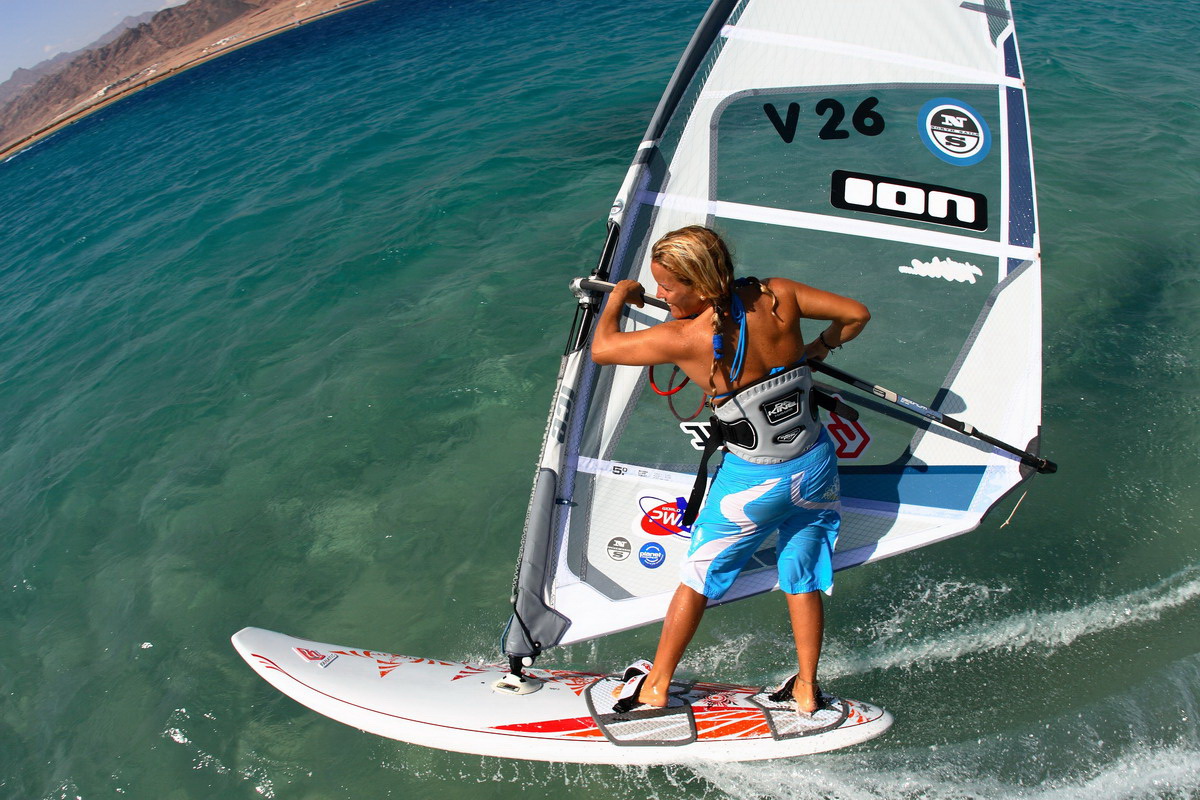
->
[[791, 677, 820, 714], [612, 660, 668, 711], [769, 674, 824, 715], [634, 680, 669, 708]]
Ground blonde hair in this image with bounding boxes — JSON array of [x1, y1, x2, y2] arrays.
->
[[650, 225, 778, 391], [651, 225, 734, 304]]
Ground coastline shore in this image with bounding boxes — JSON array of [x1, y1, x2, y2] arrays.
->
[[0, 0, 379, 162]]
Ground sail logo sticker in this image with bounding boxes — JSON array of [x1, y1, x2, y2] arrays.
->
[[919, 98, 991, 165], [606, 537, 632, 561], [899, 256, 983, 284], [638, 496, 691, 537], [823, 396, 871, 459], [831, 170, 988, 231], [549, 386, 575, 444], [638, 542, 667, 569], [680, 420, 714, 451]]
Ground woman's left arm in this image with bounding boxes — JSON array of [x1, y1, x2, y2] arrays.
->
[[789, 282, 871, 362]]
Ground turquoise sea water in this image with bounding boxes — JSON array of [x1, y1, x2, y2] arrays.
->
[[1, 0, 1197, 797]]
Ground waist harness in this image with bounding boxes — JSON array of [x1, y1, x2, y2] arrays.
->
[[680, 365, 857, 527], [712, 363, 821, 464]]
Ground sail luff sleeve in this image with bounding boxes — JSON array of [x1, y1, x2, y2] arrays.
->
[[502, 2, 742, 661], [503, 467, 570, 658]]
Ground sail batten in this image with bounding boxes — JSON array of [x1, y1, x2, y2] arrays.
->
[[641, 193, 1038, 260], [720, 26, 1023, 87], [504, 0, 1044, 659]]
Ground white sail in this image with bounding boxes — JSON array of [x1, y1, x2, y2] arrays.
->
[[505, 0, 1043, 658]]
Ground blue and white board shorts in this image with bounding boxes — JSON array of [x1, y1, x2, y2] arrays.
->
[[682, 430, 841, 599]]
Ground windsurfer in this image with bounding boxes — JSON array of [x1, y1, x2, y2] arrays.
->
[[591, 225, 870, 714]]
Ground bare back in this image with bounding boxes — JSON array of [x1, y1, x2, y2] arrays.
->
[[667, 278, 830, 399]]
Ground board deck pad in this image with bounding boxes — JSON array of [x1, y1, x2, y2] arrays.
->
[[233, 627, 893, 764], [586, 676, 851, 745], [585, 675, 697, 745]]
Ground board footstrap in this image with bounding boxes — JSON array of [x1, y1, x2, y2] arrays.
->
[[747, 688, 850, 740]]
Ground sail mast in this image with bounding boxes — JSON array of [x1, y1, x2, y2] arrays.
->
[[503, 0, 744, 663]]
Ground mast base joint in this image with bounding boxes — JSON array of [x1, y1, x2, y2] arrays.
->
[[492, 671, 544, 695]]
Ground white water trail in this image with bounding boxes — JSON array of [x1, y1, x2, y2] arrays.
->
[[684, 652, 1200, 800], [831, 566, 1200, 677], [690, 742, 1200, 800]]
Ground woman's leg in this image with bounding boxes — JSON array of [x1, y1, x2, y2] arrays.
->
[[636, 583, 709, 706], [784, 590, 824, 713]]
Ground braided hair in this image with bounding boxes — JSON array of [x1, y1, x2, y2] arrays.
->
[[650, 225, 779, 392]]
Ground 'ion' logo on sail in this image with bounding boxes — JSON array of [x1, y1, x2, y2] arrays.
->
[[830, 170, 988, 231]]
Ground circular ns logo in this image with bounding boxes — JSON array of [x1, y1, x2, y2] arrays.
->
[[607, 537, 631, 561], [919, 99, 990, 166]]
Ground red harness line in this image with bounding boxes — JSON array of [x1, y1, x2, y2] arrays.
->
[[649, 365, 706, 421]]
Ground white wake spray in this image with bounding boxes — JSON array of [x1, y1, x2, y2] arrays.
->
[[688, 741, 1200, 800], [832, 566, 1200, 676]]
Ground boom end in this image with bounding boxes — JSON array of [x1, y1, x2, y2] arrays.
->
[[1036, 458, 1058, 475]]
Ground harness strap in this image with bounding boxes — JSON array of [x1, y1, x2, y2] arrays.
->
[[681, 415, 724, 528], [709, 360, 798, 402], [812, 386, 859, 421]]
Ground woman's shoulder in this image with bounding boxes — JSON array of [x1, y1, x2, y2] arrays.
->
[[663, 307, 716, 338], [760, 276, 810, 294], [755, 277, 808, 310]]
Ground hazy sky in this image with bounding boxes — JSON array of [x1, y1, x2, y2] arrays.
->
[[0, 0, 188, 82]]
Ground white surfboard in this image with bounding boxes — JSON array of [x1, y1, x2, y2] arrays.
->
[[232, 627, 892, 764]]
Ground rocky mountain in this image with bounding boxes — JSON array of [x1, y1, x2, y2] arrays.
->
[[0, 62, 70, 108], [94, 11, 162, 49], [0, 12, 161, 107], [0, 0, 263, 151]]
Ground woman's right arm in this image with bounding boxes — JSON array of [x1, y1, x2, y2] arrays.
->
[[591, 280, 690, 367]]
